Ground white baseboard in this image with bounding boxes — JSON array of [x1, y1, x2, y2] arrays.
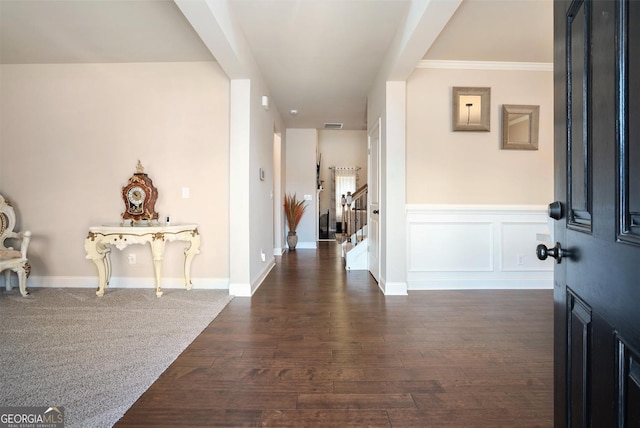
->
[[229, 258, 276, 297], [407, 276, 553, 290], [289, 241, 317, 249], [384, 281, 408, 295], [229, 282, 251, 296], [250, 258, 276, 295], [379, 276, 408, 295], [26, 276, 230, 290]]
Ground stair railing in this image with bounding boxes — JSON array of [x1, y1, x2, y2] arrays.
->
[[342, 184, 367, 245]]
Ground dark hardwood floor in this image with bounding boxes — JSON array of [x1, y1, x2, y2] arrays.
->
[[117, 241, 553, 427]]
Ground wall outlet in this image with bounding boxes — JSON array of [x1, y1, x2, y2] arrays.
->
[[128, 254, 136, 264], [261, 250, 266, 262], [517, 254, 525, 265]]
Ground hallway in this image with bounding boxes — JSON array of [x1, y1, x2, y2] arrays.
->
[[117, 241, 553, 427]]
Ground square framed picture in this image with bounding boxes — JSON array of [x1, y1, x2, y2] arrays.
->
[[501, 104, 540, 150]]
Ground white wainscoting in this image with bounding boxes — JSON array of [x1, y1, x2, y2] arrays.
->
[[407, 205, 554, 290]]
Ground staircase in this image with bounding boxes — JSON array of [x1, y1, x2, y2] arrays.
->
[[340, 184, 368, 270]]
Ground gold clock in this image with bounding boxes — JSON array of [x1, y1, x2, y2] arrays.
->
[[121, 161, 158, 224]]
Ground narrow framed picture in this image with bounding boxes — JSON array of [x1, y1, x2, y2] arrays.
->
[[452, 87, 491, 132]]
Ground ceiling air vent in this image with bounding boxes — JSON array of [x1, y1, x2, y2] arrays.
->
[[324, 122, 343, 130]]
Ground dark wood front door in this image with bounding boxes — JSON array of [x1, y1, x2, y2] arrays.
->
[[552, 0, 640, 426]]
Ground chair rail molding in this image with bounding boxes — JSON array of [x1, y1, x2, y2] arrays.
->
[[406, 204, 553, 290]]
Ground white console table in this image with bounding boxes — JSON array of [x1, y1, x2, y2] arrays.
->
[[85, 224, 200, 297]]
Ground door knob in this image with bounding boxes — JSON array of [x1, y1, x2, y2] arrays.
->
[[536, 242, 569, 264], [372, 210, 379, 214]]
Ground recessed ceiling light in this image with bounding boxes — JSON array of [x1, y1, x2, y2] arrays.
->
[[289, 109, 298, 116]]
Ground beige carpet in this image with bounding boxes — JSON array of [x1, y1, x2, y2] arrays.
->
[[0, 287, 233, 428]]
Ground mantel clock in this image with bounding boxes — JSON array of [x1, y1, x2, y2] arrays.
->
[[121, 161, 158, 224]]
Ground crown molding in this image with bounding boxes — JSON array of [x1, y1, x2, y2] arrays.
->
[[417, 60, 553, 72]]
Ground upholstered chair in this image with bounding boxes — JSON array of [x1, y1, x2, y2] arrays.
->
[[0, 195, 31, 296]]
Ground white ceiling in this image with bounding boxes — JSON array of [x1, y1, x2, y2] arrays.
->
[[0, 1, 214, 63], [424, 0, 553, 63], [0, 0, 553, 131], [227, 0, 412, 130]]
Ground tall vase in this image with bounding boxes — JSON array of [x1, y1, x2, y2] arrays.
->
[[287, 231, 298, 250]]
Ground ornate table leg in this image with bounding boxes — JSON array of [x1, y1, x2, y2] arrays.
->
[[104, 247, 112, 289], [182, 228, 201, 290], [150, 233, 167, 297], [85, 233, 110, 296]]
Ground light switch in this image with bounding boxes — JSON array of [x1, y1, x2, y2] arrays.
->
[[304, 194, 312, 201], [182, 187, 190, 198]]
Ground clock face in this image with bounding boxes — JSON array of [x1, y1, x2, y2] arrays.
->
[[121, 166, 158, 222], [127, 186, 146, 206]]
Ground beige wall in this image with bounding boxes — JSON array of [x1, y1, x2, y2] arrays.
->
[[406, 67, 553, 205], [284, 128, 317, 247], [0, 61, 230, 283]]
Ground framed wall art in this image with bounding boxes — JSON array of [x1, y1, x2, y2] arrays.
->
[[452, 87, 491, 132], [501, 104, 540, 150]]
